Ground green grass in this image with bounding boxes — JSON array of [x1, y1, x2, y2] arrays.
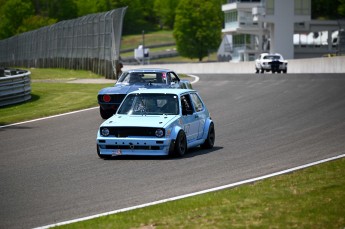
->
[[0, 68, 112, 125], [26, 68, 103, 80], [120, 30, 218, 62], [58, 157, 345, 229], [0, 83, 110, 125], [121, 30, 175, 50]]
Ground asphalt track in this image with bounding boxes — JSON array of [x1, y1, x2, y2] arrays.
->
[[1, 73, 345, 229]]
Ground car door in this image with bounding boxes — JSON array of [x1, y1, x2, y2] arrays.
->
[[180, 93, 201, 143], [189, 92, 206, 139]]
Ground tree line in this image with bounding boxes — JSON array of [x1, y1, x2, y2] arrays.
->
[[1, 0, 344, 40], [0, 0, 185, 39]]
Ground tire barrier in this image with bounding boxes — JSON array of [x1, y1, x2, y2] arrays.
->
[[0, 69, 31, 107]]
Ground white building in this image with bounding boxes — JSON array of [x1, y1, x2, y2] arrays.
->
[[219, 0, 343, 62]]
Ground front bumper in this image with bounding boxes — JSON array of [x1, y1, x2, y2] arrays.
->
[[97, 137, 173, 156]]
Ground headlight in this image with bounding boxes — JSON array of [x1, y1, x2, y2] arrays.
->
[[155, 129, 164, 138], [101, 128, 110, 136]]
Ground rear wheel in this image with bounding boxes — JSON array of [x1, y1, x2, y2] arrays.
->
[[201, 122, 215, 149], [173, 131, 187, 157]]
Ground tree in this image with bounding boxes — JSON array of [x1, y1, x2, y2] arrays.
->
[[154, 0, 180, 29], [140, 0, 157, 27], [312, 0, 341, 19], [74, 0, 99, 16], [47, 0, 78, 21], [111, 0, 147, 34], [0, 0, 34, 39], [173, 0, 223, 61], [338, 0, 345, 17], [17, 15, 57, 34]]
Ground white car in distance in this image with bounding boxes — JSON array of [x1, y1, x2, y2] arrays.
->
[[255, 53, 288, 74]]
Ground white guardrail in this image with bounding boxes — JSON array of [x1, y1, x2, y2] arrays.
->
[[0, 69, 31, 107]]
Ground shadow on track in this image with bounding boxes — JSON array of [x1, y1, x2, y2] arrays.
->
[[100, 146, 223, 161]]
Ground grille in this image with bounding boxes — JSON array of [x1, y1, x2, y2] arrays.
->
[[101, 127, 165, 137]]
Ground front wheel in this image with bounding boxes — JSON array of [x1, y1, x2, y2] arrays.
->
[[173, 131, 187, 157], [201, 122, 215, 149]]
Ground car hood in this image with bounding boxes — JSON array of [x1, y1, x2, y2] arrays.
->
[[98, 83, 169, 95], [101, 114, 179, 128]]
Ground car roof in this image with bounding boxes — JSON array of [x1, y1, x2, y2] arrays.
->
[[126, 68, 174, 73], [128, 88, 196, 96]]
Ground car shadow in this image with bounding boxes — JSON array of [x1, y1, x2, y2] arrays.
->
[[182, 146, 223, 159], [0, 124, 33, 131], [102, 146, 223, 161]]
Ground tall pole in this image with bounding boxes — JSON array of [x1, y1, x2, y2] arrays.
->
[[142, 30, 145, 65]]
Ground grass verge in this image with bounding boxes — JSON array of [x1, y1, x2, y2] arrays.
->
[[0, 68, 112, 126], [27, 68, 103, 80], [0, 83, 110, 125], [58, 157, 345, 228], [121, 30, 175, 50]]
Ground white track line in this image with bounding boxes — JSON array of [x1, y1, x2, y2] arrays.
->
[[0, 107, 98, 129], [189, 74, 199, 84], [35, 153, 345, 229], [1, 75, 199, 129]]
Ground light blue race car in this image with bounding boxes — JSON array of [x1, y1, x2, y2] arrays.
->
[[96, 88, 215, 158]]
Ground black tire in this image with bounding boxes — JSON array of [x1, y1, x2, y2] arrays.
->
[[260, 68, 264, 73], [283, 69, 287, 74], [97, 144, 111, 159], [100, 106, 112, 119], [201, 122, 215, 149], [255, 68, 259, 74], [173, 131, 187, 157]]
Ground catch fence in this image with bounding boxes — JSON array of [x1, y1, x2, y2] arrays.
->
[[0, 7, 127, 79]]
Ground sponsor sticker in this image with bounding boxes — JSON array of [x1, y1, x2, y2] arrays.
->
[[112, 149, 122, 156]]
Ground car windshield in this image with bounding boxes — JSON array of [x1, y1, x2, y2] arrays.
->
[[264, 55, 281, 60], [118, 72, 167, 84], [117, 93, 179, 115]]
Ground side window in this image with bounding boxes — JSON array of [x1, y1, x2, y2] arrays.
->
[[169, 72, 179, 83], [118, 72, 130, 83], [190, 93, 204, 112], [181, 94, 194, 115]]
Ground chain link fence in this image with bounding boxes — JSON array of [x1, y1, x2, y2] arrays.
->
[[0, 7, 127, 79]]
